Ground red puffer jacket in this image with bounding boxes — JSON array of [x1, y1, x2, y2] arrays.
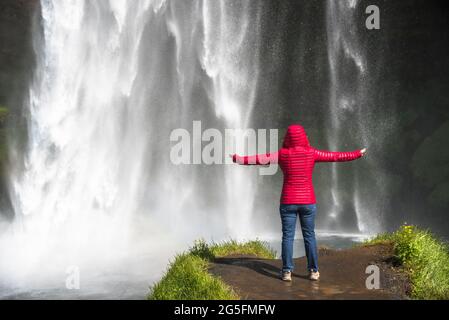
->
[[232, 124, 362, 204]]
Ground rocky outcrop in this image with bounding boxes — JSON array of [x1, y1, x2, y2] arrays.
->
[[0, 0, 39, 217], [0, 0, 39, 110]]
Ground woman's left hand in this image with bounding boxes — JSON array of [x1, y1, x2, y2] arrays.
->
[[360, 148, 367, 156]]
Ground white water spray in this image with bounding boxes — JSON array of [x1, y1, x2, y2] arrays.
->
[[0, 0, 390, 298], [0, 0, 262, 298], [326, 0, 384, 234]]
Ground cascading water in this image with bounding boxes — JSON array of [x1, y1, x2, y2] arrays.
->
[[201, 1, 263, 238], [325, 0, 384, 234], [0, 0, 263, 298], [0, 0, 390, 298]]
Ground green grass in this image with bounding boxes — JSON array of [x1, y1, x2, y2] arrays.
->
[[148, 239, 276, 300], [365, 225, 449, 299], [148, 253, 239, 300], [190, 239, 276, 260]]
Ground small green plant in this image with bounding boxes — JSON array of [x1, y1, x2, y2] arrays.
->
[[148, 253, 238, 300], [209, 239, 276, 259], [189, 239, 215, 260], [366, 224, 449, 299], [148, 239, 276, 300]]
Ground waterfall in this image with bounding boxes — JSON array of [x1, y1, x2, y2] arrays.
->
[[202, 1, 263, 238], [0, 0, 263, 296], [326, 0, 384, 234], [0, 0, 392, 298]]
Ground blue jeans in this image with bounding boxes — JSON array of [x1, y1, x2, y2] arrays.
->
[[280, 204, 318, 273]]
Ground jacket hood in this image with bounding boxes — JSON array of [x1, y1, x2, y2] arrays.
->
[[282, 124, 310, 148]]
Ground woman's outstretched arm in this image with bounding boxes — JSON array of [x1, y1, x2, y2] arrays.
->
[[313, 148, 366, 162], [231, 151, 279, 165]]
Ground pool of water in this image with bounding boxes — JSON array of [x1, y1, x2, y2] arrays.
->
[[265, 230, 369, 259], [0, 232, 369, 300], [0, 253, 165, 300]]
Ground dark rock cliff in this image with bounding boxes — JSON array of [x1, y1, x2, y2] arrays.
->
[[0, 0, 39, 217], [0, 0, 39, 109]]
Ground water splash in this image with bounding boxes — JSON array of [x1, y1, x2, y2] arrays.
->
[[0, 0, 263, 297], [326, 0, 383, 234], [0, 0, 391, 298], [201, 0, 263, 238]]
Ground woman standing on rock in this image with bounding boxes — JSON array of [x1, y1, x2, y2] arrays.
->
[[231, 124, 366, 282]]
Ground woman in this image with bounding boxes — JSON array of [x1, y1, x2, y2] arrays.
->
[[231, 124, 366, 282]]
